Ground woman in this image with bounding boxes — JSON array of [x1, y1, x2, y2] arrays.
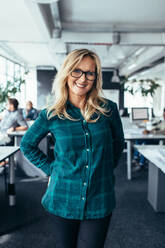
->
[[20, 49, 124, 248]]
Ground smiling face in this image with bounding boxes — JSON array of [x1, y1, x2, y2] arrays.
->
[[67, 56, 96, 100]]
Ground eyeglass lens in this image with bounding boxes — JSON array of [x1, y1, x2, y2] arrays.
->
[[71, 69, 96, 81]]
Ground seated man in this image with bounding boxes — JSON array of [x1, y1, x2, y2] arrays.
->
[[23, 101, 38, 121], [0, 98, 28, 141], [0, 98, 28, 166]]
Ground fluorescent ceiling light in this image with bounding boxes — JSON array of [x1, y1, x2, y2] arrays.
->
[[134, 47, 147, 56], [128, 63, 137, 70], [33, 0, 58, 4]]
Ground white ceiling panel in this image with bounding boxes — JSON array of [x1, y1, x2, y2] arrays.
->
[[0, 0, 47, 41], [60, 0, 165, 29], [8, 42, 53, 66], [0, 0, 165, 77]]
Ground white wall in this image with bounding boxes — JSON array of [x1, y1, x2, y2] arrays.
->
[[23, 67, 37, 108]]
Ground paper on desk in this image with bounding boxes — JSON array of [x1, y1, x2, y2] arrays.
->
[[124, 126, 144, 134], [0, 132, 11, 145], [159, 149, 165, 157]]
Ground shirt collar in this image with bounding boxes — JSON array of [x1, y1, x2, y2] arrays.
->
[[66, 100, 83, 120]]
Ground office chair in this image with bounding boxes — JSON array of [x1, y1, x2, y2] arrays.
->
[[0, 160, 8, 196]]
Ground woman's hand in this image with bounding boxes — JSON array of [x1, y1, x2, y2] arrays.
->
[[143, 129, 150, 135]]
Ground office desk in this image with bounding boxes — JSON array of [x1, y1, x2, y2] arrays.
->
[[10, 131, 48, 154], [124, 129, 165, 180], [135, 145, 165, 212], [9, 131, 26, 146], [0, 146, 20, 206], [9, 131, 47, 177]]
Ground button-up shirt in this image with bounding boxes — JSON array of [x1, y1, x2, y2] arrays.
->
[[20, 99, 124, 220], [23, 107, 38, 120]]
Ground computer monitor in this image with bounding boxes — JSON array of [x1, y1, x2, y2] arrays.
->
[[131, 107, 149, 122]]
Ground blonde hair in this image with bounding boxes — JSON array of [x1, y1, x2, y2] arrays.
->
[[47, 48, 110, 122]]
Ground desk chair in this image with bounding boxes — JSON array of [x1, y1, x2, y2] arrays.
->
[[0, 160, 8, 196], [0, 138, 14, 195]]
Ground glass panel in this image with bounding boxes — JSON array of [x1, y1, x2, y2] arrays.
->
[[0, 56, 6, 75], [6, 75, 13, 83], [0, 74, 7, 88], [20, 66, 25, 77], [0, 57, 7, 87], [0, 55, 27, 109], [14, 63, 21, 78], [6, 59, 14, 77]]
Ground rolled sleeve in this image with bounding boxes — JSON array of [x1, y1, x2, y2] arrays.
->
[[17, 112, 28, 127]]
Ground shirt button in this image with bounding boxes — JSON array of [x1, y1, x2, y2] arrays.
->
[[85, 132, 88, 136], [83, 182, 87, 186], [86, 148, 89, 152], [82, 197, 85, 200], [86, 165, 88, 168]]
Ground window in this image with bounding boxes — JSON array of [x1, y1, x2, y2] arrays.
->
[[0, 55, 26, 108], [0, 56, 7, 87]]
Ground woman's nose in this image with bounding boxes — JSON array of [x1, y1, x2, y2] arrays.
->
[[79, 72, 86, 82]]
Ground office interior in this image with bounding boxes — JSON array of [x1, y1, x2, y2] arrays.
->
[[0, 0, 165, 247]]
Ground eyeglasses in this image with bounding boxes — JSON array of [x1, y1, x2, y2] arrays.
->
[[71, 69, 96, 81]]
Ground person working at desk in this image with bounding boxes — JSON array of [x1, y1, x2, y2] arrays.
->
[[0, 98, 28, 143], [133, 108, 165, 172], [0, 98, 28, 166], [20, 48, 124, 248], [23, 101, 38, 120]]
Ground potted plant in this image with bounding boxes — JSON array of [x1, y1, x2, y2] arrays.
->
[[121, 77, 160, 97]]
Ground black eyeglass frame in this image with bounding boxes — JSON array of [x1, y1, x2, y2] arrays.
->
[[71, 69, 97, 81]]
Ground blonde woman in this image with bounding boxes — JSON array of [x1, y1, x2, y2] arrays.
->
[[20, 49, 124, 248]]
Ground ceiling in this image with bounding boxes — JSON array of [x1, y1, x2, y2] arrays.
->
[[0, 0, 165, 79]]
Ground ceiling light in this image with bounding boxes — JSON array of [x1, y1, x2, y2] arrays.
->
[[33, 0, 58, 4], [134, 47, 147, 56], [112, 32, 120, 44], [128, 63, 137, 70], [111, 70, 120, 83]]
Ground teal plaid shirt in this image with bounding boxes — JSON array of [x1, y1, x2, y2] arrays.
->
[[20, 99, 124, 220]]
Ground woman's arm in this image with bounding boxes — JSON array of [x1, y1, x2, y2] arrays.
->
[[110, 103, 125, 168], [20, 110, 53, 176]]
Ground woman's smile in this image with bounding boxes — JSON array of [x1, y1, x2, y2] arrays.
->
[[74, 82, 88, 88]]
